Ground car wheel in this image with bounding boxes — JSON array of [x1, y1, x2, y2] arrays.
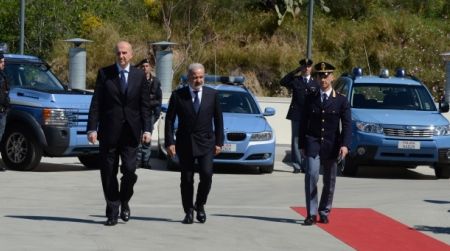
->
[[434, 164, 450, 179], [78, 154, 100, 169], [1, 125, 42, 171], [342, 156, 358, 177], [260, 164, 274, 174]]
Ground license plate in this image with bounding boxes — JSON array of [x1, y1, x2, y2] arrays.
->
[[222, 143, 237, 152], [398, 141, 420, 149]]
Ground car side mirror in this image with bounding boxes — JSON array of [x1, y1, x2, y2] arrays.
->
[[439, 101, 449, 113], [263, 107, 276, 116]]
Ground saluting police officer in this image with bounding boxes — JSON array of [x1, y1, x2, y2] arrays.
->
[[299, 62, 351, 225], [280, 58, 319, 173]]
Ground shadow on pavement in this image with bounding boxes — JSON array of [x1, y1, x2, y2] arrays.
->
[[90, 215, 177, 223], [212, 213, 300, 224], [346, 166, 437, 180], [414, 225, 450, 234], [33, 163, 92, 172], [5, 215, 102, 225], [148, 157, 263, 175], [3, 163, 92, 172], [424, 199, 450, 204]]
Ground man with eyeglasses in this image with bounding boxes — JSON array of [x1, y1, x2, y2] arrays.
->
[[299, 62, 352, 225]]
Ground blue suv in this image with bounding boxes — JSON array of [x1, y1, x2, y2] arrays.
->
[[2, 53, 98, 170], [335, 68, 450, 179], [157, 75, 276, 173]]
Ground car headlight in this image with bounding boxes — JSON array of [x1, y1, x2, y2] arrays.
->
[[433, 125, 450, 136], [356, 121, 383, 134], [250, 131, 272, 141], [43, 108, 76, 126]]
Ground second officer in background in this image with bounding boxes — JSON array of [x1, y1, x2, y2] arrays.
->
[[280, 58, 318, 173]]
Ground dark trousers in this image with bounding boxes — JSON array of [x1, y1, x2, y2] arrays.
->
[[136, 114, 159, 168], [100, 123, 138, 218], [179, 151, 214, 213], [290, 120, 304, 171]]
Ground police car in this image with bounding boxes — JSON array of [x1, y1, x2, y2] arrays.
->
[[157, 75, 276, 173], [334, 68, 450, 178], [0, 47, 97, 171]]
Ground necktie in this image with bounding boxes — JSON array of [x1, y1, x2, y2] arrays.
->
[[322, 93, 328, 105], [304, 77, 308, 84], [120, 70, 127, 93], [193, 90, 200, 113]]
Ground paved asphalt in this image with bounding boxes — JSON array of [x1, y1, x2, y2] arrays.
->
[[0, 97, 449, 250], [0, 145, 449, 251]]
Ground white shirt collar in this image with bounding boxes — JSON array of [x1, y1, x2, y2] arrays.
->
[[189, 85, 202, 93], [320, 88, 332, 97], [116, 63, 130, 73]]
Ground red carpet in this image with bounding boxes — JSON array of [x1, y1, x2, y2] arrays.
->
[[291, 207, 450, 251]]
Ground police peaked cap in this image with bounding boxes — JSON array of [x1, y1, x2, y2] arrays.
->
[[299, 58, 313, 67], [314, 62, 335, 73], [136, 58, 151, 67]]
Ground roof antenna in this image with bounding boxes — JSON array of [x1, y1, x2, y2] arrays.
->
[[364, 43, 372, 75]]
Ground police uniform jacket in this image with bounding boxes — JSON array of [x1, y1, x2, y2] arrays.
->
[[0, 71, 10, 112], [280, 72, 318, 121], [299, 89, 352, 160], [147, 76, 162, 112]]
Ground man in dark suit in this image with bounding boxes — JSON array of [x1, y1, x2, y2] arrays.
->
[[165, 63, 224, 224], [0, 53, 10, 172], [87, 41, 152, 226], [280, 58, 318, 173], [299, 62, 352, 225]]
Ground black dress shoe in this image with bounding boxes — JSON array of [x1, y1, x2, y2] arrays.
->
[[195, 205, 206, 223], [182, 209, 194, 224], [319, 215, 329, 224], [121, 204, 130, 222], [105, 217, 118, 226], [0, 166, 5, 171], [304, 215, 317, 225], [293, 168, 301, 174]]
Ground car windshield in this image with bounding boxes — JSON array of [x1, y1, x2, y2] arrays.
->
[[351, 84, 437, 111], [218, 91, 260, 114], [4, 63, 65, 91]]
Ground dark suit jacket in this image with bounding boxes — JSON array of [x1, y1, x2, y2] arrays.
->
[[280, 72, 318, 121], [299, 89, 352, 160], [165, 86, 224, 158], [87, 64, 151, 147]]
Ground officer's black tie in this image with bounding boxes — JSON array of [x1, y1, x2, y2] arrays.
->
[[322, 93, 328, 106]]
